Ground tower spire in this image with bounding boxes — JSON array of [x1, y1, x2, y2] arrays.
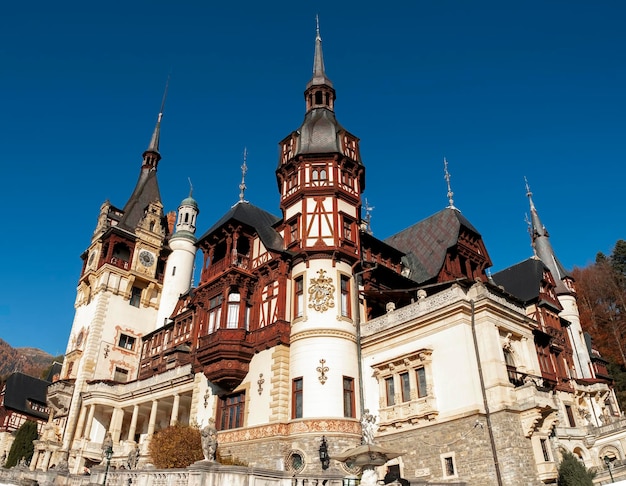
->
[[143, 76, 170, 171], [524, 177, 571, 293], [444, 157, 456, 209]]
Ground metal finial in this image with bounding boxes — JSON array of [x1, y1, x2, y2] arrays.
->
[[444, 157, 456, 209], [159, 74, 170, 118], [239, 148, 248, 203], [316, 14, 320, 40], [188, 177, 193, 198], [525, 212, 537, 257], [524, 176, 532, 198], [363, 198, 374, 235]]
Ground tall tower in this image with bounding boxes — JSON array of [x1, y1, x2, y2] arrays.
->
[[276, 21, 366, 423], [526, 182, 593, 378], [156, 192, 199, 327], [50, 108, 170, 457]]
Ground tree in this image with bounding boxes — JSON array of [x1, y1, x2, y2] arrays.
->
[[5, 420, 38, 468], [148, 424, 204, 469], [557, 450, 594, 486]]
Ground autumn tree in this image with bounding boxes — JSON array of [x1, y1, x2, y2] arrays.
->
[[574, 240, 626, 365], [148, 424, 203, 469], [5, 420, 38, 468]]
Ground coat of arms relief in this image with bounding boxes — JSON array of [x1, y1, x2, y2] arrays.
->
[[308, 269, 335, 312]]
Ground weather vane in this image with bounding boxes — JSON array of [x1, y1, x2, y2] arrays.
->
[[239, 148, 248, 203], [444, 157, 455, 209]]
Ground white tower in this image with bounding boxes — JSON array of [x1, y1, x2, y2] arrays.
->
[[156, 194, 199, 327]]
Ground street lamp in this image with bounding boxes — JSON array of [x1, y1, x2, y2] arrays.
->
[[102, 444, 113, 485], [604, 456, 615, 483]]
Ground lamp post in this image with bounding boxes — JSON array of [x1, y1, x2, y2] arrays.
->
[[604, 456, 615, 483], [102, 445, 113, 486]]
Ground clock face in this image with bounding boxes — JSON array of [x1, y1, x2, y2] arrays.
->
[[139, 250, 155, 267], [88, 252, 96, 266]]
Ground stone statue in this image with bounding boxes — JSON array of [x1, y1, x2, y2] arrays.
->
[[127, 444, 140, 469], [361, 409, 378, 445], [201, 419, 218, 462], [0, 451, 6, 468]]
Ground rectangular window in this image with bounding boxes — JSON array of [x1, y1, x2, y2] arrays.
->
[[416, 367, 427, 398], [227, 292, 240, 329], [443, 456, 455, 477], [565, 405, 576, 427], [540, 438, 550, 462], [290, 221, 298, 243], [208, 295, 223, 333], [129, 287, 142, 307], [341, 275, 351, 318], [114, 367, 129, 383], [292, 377, 303, 419], [343, 218, 353, 241], [343, 377, 355, 418], [118, 333, 136, 350], [400, 372, 411, 402], [294, 276, 304, 318], [385, 376, 395, 406], [217, 392, 245, 430]]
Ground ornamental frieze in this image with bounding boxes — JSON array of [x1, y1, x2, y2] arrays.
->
[[216, 419, 360, 444]]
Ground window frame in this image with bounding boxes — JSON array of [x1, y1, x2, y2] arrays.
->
[[292, 377, 303, 419], [340, 274, 351, 318], [343, 376, 356, 418], [217, 391, 245, 431], [118, 333, 136, 351], [294, 275, 304, 319]]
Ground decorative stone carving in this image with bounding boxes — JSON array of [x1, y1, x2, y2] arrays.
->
[[308, 269, 335, 312]]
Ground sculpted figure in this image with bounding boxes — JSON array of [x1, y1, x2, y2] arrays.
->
[[127, 443, 140, 469], [201, 419, 218, 462], [361, 409, 378, 445]]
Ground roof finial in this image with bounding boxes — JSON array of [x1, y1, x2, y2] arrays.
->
[[316, 14, 321, 41], [188, 177, 193, 198], [239, 148, 248, 203], [524, 175, 537, 211], [444, 157, 456, 209], [362, 198, 374, 235]]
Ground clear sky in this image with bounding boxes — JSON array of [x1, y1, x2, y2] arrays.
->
[[1, 1, 624, 355]]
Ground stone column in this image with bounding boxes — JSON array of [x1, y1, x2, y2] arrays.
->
[[146, 400, 159, 444], [29, 449, 41, 471], [111, 407, 124, 443], [128, 404, 139, 442], [84, 403, 96, 440], [74, 405, 88, 440], [42, 450, 52, 471], [170, 394, 180, 426]]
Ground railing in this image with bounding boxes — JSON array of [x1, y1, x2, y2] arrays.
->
[[108, 257, 130, 270], [201, 254, 250, 282]]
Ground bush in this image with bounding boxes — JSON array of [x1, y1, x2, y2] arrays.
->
[[5, 420, 38, 468], [148, 424, 204, 469], [558, 450, 595, 486]]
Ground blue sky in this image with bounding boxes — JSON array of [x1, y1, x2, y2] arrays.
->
[[1, 1, 625, 355]]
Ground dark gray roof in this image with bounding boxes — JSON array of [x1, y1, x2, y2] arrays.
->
[[384, 208, 483, 284], [199, 202, 284, 252], [492, 258, 550, 303], [118, 168, 163, 230], [2, 372, 49, 420], [295, 108, 345, 156]]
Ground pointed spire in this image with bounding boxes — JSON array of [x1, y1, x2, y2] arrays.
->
[[305, 15, 335, 110], [524, 177, 571, 292], [143, 76, 170, 170], [238, 148, 248, 204], [444, 157, 456, 210]]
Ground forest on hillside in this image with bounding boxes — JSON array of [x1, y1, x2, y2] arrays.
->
[[574, 239, 626, 407]]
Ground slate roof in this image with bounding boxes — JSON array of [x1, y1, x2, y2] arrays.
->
[[2, 372, 49, 420], [118, 169, 163, 231], [198, 201, 284, 252], [384, 207, 483, 284], [492, 258, 549, 304]]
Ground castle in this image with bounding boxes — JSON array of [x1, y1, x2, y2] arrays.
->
[[32, 25, 626, 485]]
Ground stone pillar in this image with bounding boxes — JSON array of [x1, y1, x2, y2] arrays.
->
[[84, 404, 96, 440], [29, 449, 41, 471], [74, 405, 88, 440], [170, 394, 180, 426], [128, 404, 139, 442], [111, 407, 124, 443], [42, 450, 52, 471], [146, 400, 159, 443]]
